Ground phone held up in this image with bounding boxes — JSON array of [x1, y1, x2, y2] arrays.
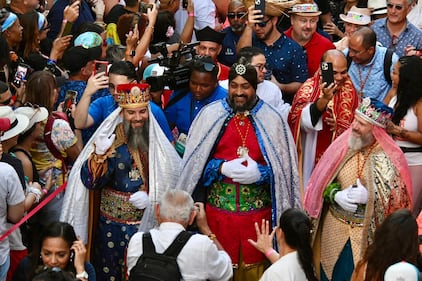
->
[[13, 64, 30, 88], [321, 62, 334, 86], [94, 60, 109, 76], [255, 0, 266, 16], [63, 90, 77, 113]]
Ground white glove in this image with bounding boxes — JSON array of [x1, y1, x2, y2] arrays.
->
[[232, 155, 261, 184], [221, 158, 247, 179], [334, 187, 358, 213], [347, 179, 368, 204], [95, 132, 115, 155], [129, 191, 149, 209]]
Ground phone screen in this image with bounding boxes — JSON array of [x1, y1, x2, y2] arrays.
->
[[321, 62, 334, 86], [254, 0, 266, 15], [63, 90, 77, 112], [13, 65, 28, 88], [94, 61, 109, 75], [62, 21, 73, 37]]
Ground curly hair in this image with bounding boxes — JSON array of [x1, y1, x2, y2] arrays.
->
[[360, 209, 420, 281], [392, 55, 422, 125]]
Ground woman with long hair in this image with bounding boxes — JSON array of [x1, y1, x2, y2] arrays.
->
[[351, 209, 420, 281], [385, 55, 422, 216], [24, 71, 82, 229], [18, 11, 70, 76], [13, 221, 95, 281], [248, 208, 318, 281]]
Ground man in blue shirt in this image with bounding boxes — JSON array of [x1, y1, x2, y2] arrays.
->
[[74, 61, 174, 144], [218, 0, 248, 67], [345, 27, 398, 101], [238, 6, 308, 104], [371, 0, 422, 57], [164, 56, 227, 136]]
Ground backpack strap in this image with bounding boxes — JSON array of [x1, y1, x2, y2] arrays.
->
[[142, 232, 156, 255], [163, 231, 192, 258], [383, 49, 394, 85]]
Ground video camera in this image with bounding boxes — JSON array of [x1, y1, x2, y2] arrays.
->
[[146, 41, 199, 91]]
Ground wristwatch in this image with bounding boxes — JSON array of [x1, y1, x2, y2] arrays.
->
[[76, 271, 88, 279]]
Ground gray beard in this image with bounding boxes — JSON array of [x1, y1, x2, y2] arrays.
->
[[123, 120, 150, 151], [348, 133, 374, 151]]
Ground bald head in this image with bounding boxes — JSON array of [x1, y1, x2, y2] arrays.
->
[[351, 26, 377, 49], [322, 49, 347, 64]]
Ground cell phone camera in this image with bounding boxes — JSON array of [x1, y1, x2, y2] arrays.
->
[[321, 62, 329, 71]]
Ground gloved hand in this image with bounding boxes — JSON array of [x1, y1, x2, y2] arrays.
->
[[221, 158, 247, 179], [129, 191, 149, 209], [232, 155, 261, 184], [347, 179, 368, 204], [95, 132, 115, 155], [334, 187, 358, 213]]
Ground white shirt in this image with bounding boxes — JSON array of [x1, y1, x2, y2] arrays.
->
[[260, 251, 308, 281], [126, 222, 232, 281]]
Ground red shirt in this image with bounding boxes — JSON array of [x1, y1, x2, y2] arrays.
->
[[285, 27, 335, 77]]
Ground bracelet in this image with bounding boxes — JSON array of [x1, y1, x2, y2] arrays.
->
[[47, 58, 57, 64], [188, 12, 194, 17], [28, 187, 42, 203], [207, 233, 216, 241], [42, 188, 49, 195], [62, 19, 68, 24], [265, 249, 276, 258]]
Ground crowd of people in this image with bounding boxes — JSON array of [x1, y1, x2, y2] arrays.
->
[[0, 0, 421, 280]]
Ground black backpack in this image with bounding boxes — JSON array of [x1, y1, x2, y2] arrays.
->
[[129, 231, 192, 281], [347, 48, 394, 85]]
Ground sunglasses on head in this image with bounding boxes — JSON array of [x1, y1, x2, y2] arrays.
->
[[255, 17, 272, 28], [193, 59, 216, 72], [227, 12, 247, 19], [387, 3, 404, 10]]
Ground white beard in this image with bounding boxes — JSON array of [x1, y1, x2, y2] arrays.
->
[[348, 132, 374, 151]]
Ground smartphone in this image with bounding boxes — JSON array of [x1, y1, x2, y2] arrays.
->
[[255, 0, 266, 16], [62, 21, 73, 37], [139, 2, 153, 13], [13, 64, 29, 88], [94, 60, 109, 75], [63, 90, 77, 112], [321, 62, 334, 86], [182, 0, 188, 9]]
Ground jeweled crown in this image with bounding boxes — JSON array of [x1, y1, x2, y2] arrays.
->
[[355, 97, 393, 128], [116, 84, 150, 109]]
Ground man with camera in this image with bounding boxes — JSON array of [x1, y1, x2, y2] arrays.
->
[[288, 49, 359, 188], [164, 56, 227, 136]]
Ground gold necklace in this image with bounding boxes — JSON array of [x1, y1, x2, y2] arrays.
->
[[234, 113, 250, 157]]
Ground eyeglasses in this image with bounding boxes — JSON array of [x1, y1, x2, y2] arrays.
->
[[255, 17, 272, 28], [391, 35, 399, 47], [227, 12, 247, 19], [348, 47, 367, 55], [40, 23, 51, 32], [252, 64, 267, 71], [387, 3, 404, 10]]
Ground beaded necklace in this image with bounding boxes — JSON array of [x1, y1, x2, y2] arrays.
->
[[357, 62, 375, 97], [356, 141, 377, 179]]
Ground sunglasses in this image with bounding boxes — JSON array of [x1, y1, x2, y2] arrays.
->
[[387, 3, 404, 10], [193, 59, 216, 72], [227, 12, 247, 19], [255, 17, 272, 28]]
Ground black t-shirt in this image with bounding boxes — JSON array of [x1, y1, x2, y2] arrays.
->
[[104, 5, 135, 24]]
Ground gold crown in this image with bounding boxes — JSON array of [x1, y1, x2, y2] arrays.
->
[[116, 84, 150, 109]]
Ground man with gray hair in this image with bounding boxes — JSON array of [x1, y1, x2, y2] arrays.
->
[[126, 189, 233, 281], [371, 0, 422, 57]]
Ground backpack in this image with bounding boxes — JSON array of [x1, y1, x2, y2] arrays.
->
[[43, 111, 70, 179], [347, 48, 394, 85], [129, 231, 192, 281]]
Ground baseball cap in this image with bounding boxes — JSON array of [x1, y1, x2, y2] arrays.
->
[[62, 32, 102, 73], [384, 261, 420, 281]]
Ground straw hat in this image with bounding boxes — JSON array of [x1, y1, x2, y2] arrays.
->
[[14, 106, 48, 134], [289, 3, 321, 16], [340, 6, 371, 25], [0, 106, 29, 141], [368, 0, 387, 15]]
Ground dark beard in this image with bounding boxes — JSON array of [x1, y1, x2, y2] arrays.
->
[[123, 120, 150, 151], [227, 95, 258, 113]]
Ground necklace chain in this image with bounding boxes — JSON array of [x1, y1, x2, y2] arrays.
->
[[233, 114, 250, 156], [357, 62, 375, 97], [356, 142, 377, 179]]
